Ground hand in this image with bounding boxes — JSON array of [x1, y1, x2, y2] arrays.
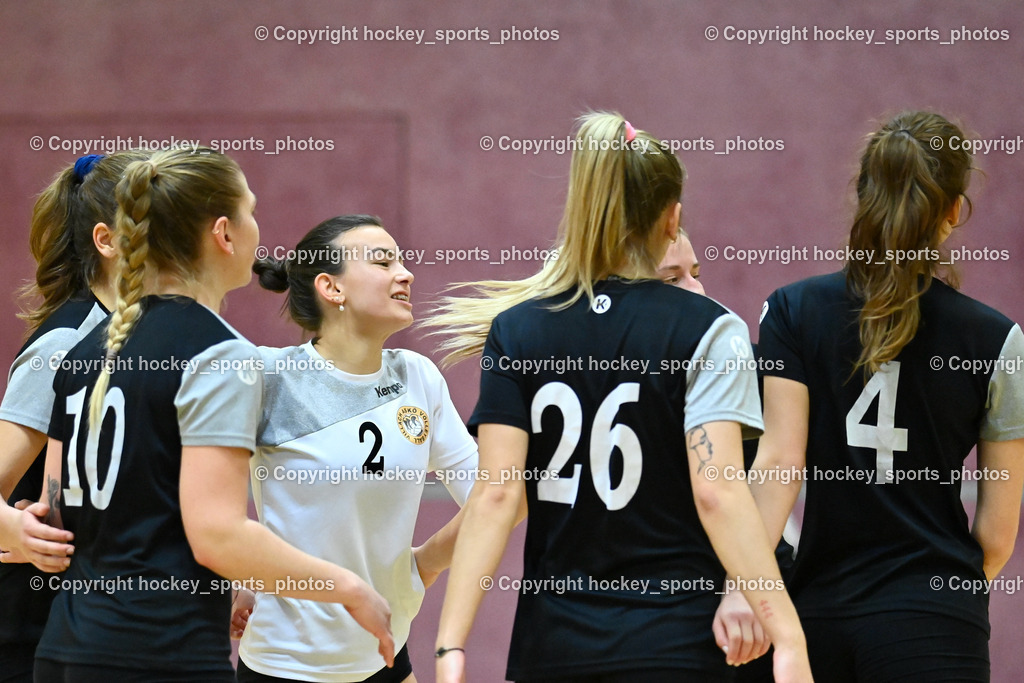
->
[[413, 545, 442, 589], [0, 503, 73, 573], [343, 581, 395, 668], [435, 648, 466, 683], [230, 588, 256, 639], [772, 643, 814, 683], [713, 590, 770, 666]]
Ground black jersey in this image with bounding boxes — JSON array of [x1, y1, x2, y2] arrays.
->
[[469, 278, 763, 680], [36, 295, 262, 672], [758, 271, 1024, 631], [0, 294, 107, 648]]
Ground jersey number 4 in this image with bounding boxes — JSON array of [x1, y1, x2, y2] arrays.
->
[[531, 381, 642, 510], [63, 387, 125, 509], [845, 361, 908, 484]]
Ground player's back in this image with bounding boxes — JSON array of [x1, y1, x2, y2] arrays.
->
[[473, 277, 762, 678], [760, 271, 1023, 630], [39, 295, 260, 671]]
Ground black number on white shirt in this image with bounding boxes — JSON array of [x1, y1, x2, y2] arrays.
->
[[845, 361, 908, 484], [531, 381, 642, 510], [360, 421, 384, 474], [63, 386, 126, 509]]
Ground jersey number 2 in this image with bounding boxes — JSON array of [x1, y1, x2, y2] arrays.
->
[[531, 382, 642, 511], [63, 387, 125, 509], [845, 361, 908, 484]]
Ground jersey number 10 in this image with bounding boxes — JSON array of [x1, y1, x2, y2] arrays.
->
[[531, 381, 642, 511], [62, 386, 125, 509]]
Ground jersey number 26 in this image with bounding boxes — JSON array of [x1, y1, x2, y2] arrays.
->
[[531, 381, 642, 511]]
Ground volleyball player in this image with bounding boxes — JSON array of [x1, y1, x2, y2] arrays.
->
[[0, 151, 146, 683], [657, 229, 794, 672], [747, 111, 1024, 681], [22, 148, 394, 681], [237, 215, 479, 682], [429, 113, 813, 682]]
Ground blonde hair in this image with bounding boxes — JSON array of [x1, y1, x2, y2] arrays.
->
[[846, 111, 973, 378], [88, 148, 244, 427], [427, 112, 683, 365], [19, 151, 148, 333]]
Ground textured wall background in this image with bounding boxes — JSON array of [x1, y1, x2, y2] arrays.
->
[[2, 1, 1022, 680]]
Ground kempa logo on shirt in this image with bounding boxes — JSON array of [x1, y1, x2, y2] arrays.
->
[[397, 406, 429, 445], [375, 381, 404, 398]]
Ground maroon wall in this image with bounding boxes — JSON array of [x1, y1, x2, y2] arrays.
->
[[3, 1, 1023, 680]]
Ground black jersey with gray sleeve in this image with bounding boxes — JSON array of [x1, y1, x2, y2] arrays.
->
[[36, 295, 262, 672], [0, 295, 107, 648], [470, 278, 763, 679], [758, 271, 1024, 631]]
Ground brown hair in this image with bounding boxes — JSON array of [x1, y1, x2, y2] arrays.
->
[[19, 151, 149, 332], [846, 111, 973, 378]]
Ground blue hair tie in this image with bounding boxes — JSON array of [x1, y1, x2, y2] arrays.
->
[[73, 154, 105, 182]]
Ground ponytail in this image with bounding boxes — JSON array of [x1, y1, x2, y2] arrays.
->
[[254, 214, 381, 332], [847, 111, 973, 377], [88, 161, 154, 428], [87, 147, 244, 428], [426, 111, 683, 365], [19, 151, 149, 333]]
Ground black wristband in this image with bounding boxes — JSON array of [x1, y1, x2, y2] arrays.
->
[[435, 646, 465, 658]]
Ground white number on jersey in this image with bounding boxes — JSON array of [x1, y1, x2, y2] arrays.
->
[[64, 386, 126, 509], [531, 381, 642, 510], [845, 361, 908, 484]]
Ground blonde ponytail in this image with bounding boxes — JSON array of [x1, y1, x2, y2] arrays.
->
[[426, 112, 683, 365], [85, 147, 245, 428], [88, 161, 154, 427]]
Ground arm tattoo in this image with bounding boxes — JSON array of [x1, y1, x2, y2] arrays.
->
[[759, 599, 774, 621], [687, 425, 714, 473], [44, 475, 62, 528]]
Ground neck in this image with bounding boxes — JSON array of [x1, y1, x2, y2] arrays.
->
[[314, 319, 387, 375], [91, 278, 117, 312], [151, 272, 227, 312]]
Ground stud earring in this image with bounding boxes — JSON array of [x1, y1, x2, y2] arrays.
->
[[333, 297, 345, 312]]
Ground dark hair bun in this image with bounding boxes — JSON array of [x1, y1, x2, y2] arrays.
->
[[253, 257, 289, 292]]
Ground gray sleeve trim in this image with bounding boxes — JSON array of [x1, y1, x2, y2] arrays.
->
[[980, 324, 1024, 442], [683, 314, 764, 439]]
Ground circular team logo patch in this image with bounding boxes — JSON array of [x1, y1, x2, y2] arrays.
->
[[397, 406, 430, 445], [730, 335, 751, 359], [592, 294, 612, 314]]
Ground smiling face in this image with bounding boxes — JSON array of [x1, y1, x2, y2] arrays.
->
[[330, 225, 414, 338], [657, 233, 703, 295]]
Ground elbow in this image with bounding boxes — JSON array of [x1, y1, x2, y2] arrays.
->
[[692, 475, 726, 518], [184, 521, 235, 575], [981, 537, 1016, 576], [471, 481, 522, 524]]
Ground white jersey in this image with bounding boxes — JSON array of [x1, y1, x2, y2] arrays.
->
[[239, 343, 478, 682]]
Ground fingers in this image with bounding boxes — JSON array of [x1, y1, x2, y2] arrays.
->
[[753, 621, 771, 659], [712, 613, 729, 652], [378, 632, 396, 667], [13, 499, 32, 511]]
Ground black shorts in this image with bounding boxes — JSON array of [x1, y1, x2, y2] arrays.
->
[[236, 645, 412, 683], [34, 659, 233, 682], [0, 644, 34, 683], [802, 611, 989, 683], [517, 670, 733, 683]]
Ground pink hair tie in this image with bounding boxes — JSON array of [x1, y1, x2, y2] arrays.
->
[[624, 121, 636, 142]]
